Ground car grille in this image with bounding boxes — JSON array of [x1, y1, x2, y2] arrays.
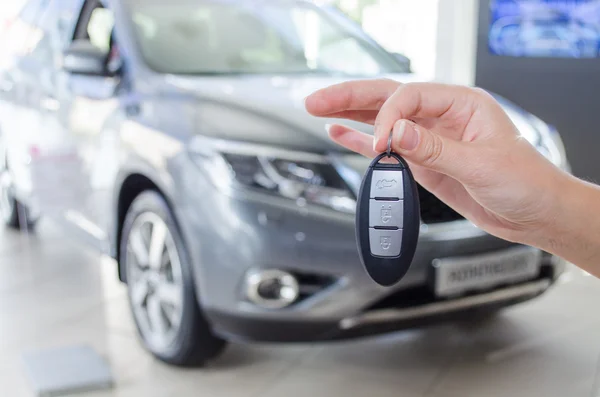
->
[[417, 185, 464, 224]]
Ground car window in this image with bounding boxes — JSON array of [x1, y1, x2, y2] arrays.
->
[[289, 7, 382, 76], [13, 0, 84, 93], [20, 0, 50, 24], [72, 2, 120, 73], [124, 0, 404, 76], [86, 7, 115, 52], [23, 1, 81, 64]]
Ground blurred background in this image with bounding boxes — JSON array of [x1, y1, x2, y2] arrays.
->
[[0, 0, 599, 396]]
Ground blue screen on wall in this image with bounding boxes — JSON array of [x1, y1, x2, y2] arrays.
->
[[489, 0, 600, 58]]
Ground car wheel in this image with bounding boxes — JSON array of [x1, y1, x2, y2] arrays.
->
[[0, 160, 36, 230], [121, 191, 226, 366]]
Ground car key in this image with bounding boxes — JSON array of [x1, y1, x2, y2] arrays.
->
[[355, 134, 420, 286]]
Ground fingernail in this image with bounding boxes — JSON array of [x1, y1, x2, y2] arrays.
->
[[395, 121, 419, 151], [395, 121, 407, 146], [324, 123, 331, 133], [373, 135, 385, 152]]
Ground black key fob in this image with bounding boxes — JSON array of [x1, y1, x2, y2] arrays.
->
[[355, 152, 420, 286]]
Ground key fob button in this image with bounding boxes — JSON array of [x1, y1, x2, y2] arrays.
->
[[368, 199, 403, 228], [369, 228, 403, 257], [370, 170, 404, 199], [356, 153, 420, 286]]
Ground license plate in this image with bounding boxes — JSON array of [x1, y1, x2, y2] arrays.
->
[[433, 246, 542, 297]]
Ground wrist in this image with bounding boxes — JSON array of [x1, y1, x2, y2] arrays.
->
[[532, 171, 598, 264], [519, 169, 575, 252]]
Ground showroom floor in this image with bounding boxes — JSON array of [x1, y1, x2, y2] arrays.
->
[[1, 222, 600, 397]]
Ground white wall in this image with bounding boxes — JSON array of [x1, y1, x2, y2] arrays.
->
[[434, 0, 479, 85]]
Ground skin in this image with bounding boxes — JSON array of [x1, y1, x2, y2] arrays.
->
[[305, 79, 600, 277]]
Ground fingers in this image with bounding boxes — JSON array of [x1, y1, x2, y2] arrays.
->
[[328, 122, 489, 225], [322, 110, 379, 125], [373, 83, 479, 151], [328, 119, 470, 181], [390, 120, 468, 178], [305, 79, 400, 117], [327, 124, 378, 158]]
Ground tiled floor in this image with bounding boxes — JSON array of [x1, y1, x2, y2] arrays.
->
[[1, 221, 600, 397]]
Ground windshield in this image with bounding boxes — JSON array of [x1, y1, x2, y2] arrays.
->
[[124, 0, 407, 76]]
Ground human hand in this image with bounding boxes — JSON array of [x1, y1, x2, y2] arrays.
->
[[305, 80, 572, 248]]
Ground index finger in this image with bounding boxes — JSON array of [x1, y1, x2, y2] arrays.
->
[[305, 79, 400, 116], [373, 83, 479, 150]]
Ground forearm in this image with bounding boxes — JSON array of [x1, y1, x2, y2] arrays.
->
[[533, 174, 600, 276]]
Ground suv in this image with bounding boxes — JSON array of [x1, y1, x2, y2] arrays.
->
[[0, 0, 569, 366]]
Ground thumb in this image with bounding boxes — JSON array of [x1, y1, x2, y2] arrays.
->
[[390, 120, 467, 177]]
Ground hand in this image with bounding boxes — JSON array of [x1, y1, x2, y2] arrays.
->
[[305, 79, 571, 248]]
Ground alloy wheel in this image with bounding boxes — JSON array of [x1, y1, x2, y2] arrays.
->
[[126, 212, 185, 352]]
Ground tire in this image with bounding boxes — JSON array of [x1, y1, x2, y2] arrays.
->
[[0, 159, 36, 230], [120, 190, 226, 366]]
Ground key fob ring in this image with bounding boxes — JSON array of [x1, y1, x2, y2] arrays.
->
[[386, 130, 394, 158], [371, 152, 409, 170], [355, 150, 421, 286]]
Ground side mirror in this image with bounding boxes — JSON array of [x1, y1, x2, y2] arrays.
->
[[392, 53, 412, 73], [62, 40, 109, 76]]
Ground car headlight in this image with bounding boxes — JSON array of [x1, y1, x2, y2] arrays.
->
[[189, 138, 356, 214], [504, 106, 569, 170]]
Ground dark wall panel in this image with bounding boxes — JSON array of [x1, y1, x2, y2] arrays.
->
[[475, 0, 600, 180]]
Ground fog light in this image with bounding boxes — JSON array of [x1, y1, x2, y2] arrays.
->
[[245, 270, 299, 309]]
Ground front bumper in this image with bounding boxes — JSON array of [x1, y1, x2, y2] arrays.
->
[[207, 278, 553, 342], [174, 156, 567, 342]]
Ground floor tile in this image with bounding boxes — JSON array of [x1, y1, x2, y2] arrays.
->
[[295, 327, 460, 396], [260, 365, 422, 397]]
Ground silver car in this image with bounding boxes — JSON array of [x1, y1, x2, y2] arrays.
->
[[0, 0, 568, 366]]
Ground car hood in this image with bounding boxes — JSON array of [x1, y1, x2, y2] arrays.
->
[[163, 73, 538, 158], [164, 73, 424, 153]]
